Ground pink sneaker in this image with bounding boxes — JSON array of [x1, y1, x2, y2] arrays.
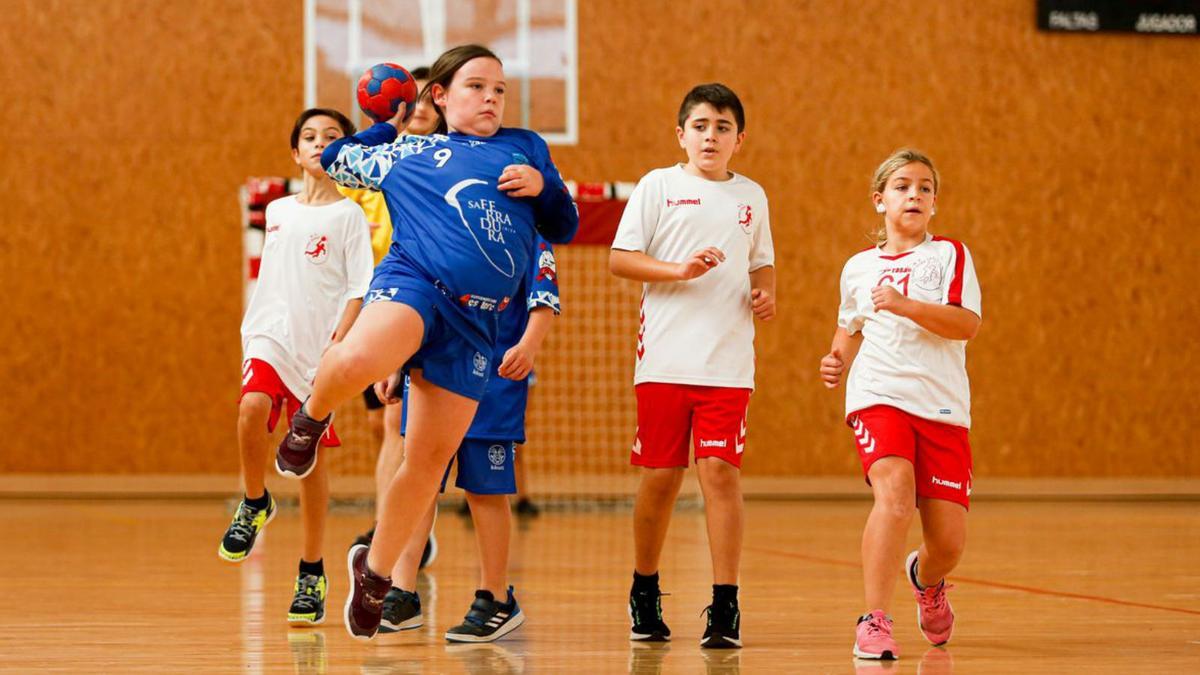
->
[[905, 550, 955, 646], [853, 610, 899, 660]]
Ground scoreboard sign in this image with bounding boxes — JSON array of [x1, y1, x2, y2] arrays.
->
[[1038, 0, 1199, 33]]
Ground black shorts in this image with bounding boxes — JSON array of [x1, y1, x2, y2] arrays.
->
[[362, 384, 384, 411]]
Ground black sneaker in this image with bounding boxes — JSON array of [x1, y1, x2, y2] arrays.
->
[[419, 532, 438, 569], [217, 495, 277, 562], [629, 588, 671, 642], [350, 525, 375, 551], [514, 498, 540, 517], [287, 572, 327, 625], [379, 588, 422, 633], [444, 587, 525, 643], [275, 406, 330, 479], [700, 599, 742, 649]]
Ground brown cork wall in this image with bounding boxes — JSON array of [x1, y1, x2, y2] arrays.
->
[[1, 0, 1197, 478]]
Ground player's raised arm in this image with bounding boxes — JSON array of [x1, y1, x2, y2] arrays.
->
[[320, 107, 423, 191]]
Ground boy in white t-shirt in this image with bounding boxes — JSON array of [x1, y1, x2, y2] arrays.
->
[[218, 108, 375, 627], [819, 149, 981, 661], [610, 83, 775, 649]]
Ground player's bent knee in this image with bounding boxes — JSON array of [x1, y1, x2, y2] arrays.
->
[[873, 486, 916, 521], [237, 394, 272, 428], [926, 530, 966, 562], [322, 343, 372, 380]]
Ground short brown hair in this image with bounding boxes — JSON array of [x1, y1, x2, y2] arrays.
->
[[677, 83, 745, 132]]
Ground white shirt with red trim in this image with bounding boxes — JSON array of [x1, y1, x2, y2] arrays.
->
[[611, 165, 774, 388], [838, 233, 982, 428], [241, 196, 374, 400]]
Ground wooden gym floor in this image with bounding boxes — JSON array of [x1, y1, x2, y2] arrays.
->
[[1, 497, 1197, 673]]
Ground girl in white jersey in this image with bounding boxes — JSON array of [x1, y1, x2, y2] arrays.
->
[[219, 108, 375, 628], [819, 149, 982, 661]]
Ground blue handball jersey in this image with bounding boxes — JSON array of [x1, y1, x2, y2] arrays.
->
[[400, 236, 561, 443], [322, 123, 577, 353]]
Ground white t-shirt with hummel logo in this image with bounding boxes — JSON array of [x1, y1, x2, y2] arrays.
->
[[241, 196, 374, 400], [838, 234, 982, 428], [612, 165, 774, 389]]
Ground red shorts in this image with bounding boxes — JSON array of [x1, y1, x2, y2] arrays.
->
[[240, 359, 340, 447], [848, 405, 970, 508], [632, 383, 751, 469]]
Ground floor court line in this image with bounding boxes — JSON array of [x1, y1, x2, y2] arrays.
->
[[734, 542, 1200, 617]]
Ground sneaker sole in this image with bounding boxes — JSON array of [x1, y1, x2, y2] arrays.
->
[[287, 613, 326, 626], [700, 634, 742, 649], [216, 505, 278, 563], [343, 544, 374, 642], [379, 615, 424, 633], [905, 550, 954, 646], [444, 610, 525, 643], [275, 447, 318, 480], [853, 643, 898, 660]]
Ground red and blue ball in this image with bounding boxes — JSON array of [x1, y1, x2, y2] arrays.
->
[[356, 63, 418, 123]]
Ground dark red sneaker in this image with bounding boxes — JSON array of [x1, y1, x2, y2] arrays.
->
[[275, 406, 330, 479], [343, 544, 391, 640]]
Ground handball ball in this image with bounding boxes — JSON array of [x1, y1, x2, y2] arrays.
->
[[356, 63, 418, 123]]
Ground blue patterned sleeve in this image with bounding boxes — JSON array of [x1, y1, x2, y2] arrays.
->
[[526, 236, 561, 314], [320, 122, 420, 191]]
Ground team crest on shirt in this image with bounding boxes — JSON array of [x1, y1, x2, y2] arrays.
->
[[737, 203, 753, 234], [488, 444, 507, 469], [304, 234, 329, 264], [472, 352, 488, 378], [911, 256, 943, 291], [536, 243, 557, 282], [445, 179, 517, 278]]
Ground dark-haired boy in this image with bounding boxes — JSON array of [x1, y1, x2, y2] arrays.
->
[[219, 108, 374, 627], [609, 83, 776, 649]]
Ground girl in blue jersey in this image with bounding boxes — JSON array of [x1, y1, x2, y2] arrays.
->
[[271, 44, 578, 640]]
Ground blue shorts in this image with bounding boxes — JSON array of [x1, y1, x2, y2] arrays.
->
[[440, 439, 516, 495], [365, 271, 491, 401]]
